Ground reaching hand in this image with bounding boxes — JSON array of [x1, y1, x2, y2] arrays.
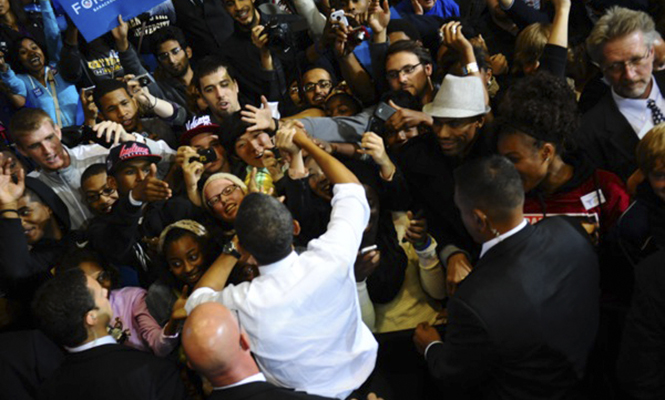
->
[[368, 0, 391, 33], [410, 0, 424, 14], [93, 121, 134, 146], [183, 159, 205, 191], [489, 53, 508, 75], [110, 15, 130, 51], [80, 87, 98, 125], [440, 21, 472, 55], [275, 124, 301, 155], [354, 249, 380, 282], [413, 321, 442, 354], [446, 252, 472, 295], [0, 50, 8, 73], [0, 153, 24, 207], [251, 25, 269, 50], [131, 164, 172, 202], [333, 23, 360, 58], [385, 100, 432, 132], [358, 132, 391, 168], [262, 150, 284, 182], [404, 210, 428, 245], [171, 285, 189, 321], [241, 96, 275, 133]]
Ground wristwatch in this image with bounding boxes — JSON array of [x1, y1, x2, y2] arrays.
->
[[223, 241, 241, 259], [462, 62, 479, 76]]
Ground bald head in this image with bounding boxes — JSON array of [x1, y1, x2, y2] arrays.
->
[[182, 303, 256, 383]]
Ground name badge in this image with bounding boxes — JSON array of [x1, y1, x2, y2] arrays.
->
[[32, 87, 43, 97], [580, 190, 606, 210]]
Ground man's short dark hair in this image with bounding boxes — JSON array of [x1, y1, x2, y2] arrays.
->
[[32, 268, 95, 348], [93, 79, 130, 110], [496, 72, 579, 153], [235, 193, 294, 265], [387, 19, 421, 42], [193, 56, 237, 91], [151, 26, 189, 56], [219, 112, 252, 158], [454, 155, 524, 223], [80, 163, 107, 187], [386, 40, 433, 67]]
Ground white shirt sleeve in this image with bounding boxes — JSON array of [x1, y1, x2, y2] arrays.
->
[[304, 183, 370, 271]]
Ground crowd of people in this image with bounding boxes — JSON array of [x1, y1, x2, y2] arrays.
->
[[0, 0, 664, 398]]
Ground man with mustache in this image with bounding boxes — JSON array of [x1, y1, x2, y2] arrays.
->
[[578, 7, 665, 182]]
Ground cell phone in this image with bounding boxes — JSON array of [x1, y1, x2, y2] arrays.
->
[[83, 85, 96, 97], [134, 73, 155, 87], [79, 124, 113, 149], [365, 101, 397, 136], [189, 147, 217, 164], [330, 10, 349, 26], [360, 244, 377, 255]]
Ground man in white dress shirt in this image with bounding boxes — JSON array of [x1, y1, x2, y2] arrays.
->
[[185, 127, 378, 399], [579, 7, 665, 182]]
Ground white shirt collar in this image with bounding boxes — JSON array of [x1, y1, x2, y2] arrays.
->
[[65, 335, 116, 353], [258, 251, 298, 275], [213, 373, 266, 390], [611, 76, 663, 136], [479, 219, 528, 259]]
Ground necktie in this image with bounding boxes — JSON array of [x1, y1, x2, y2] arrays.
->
[[647, 99, 665, 125]]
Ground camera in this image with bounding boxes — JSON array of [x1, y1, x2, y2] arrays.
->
[[134, 73, 155, 88], [365, 102, 397, 137], [262, 15, 308, 55], [61, 125, 114, 149], [347, 26, 369, 47], [189, 148, 217, 164]]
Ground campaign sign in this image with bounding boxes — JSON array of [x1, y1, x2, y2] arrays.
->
[[56, 0, 165, 42]]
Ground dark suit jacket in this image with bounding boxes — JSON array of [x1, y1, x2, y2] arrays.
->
[[577, 71, 665, 181], [172, 0, 234, 60], [427, 218, 599, 399], [617, 248, 665, 399], [38, 343, 187, 400], [207, 381, 334, 400], [0, 330, 64, 400]]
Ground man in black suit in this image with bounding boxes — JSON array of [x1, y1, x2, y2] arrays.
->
[[578, 7, 665, 182], [32, 268, 187, 400], [182, 302, 334, 400], [413, 156, 600, 399]]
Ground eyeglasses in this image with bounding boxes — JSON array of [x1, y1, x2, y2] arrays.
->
[[602, 48, 651, 74], [157, 46, 182, 62], [86, 187, 116, 203], [386, 63, 422, 80], [303, 79, 333, 93], [206, 184, 239, 208]]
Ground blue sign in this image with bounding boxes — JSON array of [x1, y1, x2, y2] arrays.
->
[[55, 0, 165, 42]]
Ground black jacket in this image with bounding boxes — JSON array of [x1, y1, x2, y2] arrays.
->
[[426, 218, 599, 399], [618, 248, 665, 400], [396, 132, 490, 259], [207, 381, 334, 400], [38, 343, 187, 400], [87, 195, 206, 285], [0, 178, 82, 303], [577, 71, 665, 181]]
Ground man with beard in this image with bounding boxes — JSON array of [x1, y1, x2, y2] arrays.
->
[[579, 7, 665, 182], [114, 20, 194, 111]]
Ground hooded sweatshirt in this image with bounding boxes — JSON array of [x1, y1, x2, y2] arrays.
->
[[0, 177, 82, 303]]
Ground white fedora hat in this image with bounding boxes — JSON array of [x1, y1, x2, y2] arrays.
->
[[423, 75, 491, 119]]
